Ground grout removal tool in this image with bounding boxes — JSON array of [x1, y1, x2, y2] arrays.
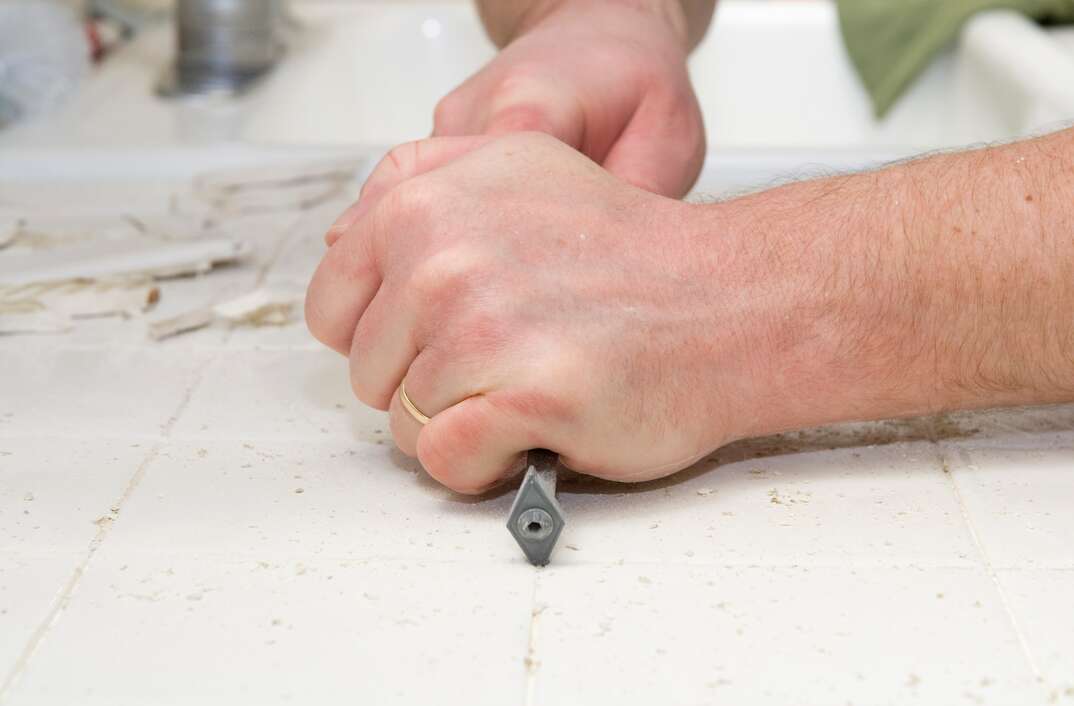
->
[[506, 449, 566, 566]]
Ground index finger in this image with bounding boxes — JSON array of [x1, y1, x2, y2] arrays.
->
[[325, 136, 494, 247]]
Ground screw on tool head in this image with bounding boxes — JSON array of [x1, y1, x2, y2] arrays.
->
[[507, 449, 565, 566]]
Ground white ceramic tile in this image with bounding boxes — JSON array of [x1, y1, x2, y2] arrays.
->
[[0, 437, 150, 551], [169, 348, 382, 441], [943, 444, 1074, 569], [996, 568, 1074, 700], [5, 167, 1074, 706], [532, 564, 1045, 706], [0, 347, 208, 440], [0, 554, 78, 675], [97, 440, 523, 563], [3, 555, 532, 706], [557, 438, 976, 568]]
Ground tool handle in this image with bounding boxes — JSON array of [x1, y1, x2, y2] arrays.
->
[[507, 449, 566, 566]]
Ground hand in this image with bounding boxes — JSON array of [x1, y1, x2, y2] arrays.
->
[[433, 0, 706, 199], [306, 133, 758, 493]]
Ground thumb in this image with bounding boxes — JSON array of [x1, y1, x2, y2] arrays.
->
[[601, 90, 705, 199], [417, 394, 536, 495], [326, 135, 495, 246]]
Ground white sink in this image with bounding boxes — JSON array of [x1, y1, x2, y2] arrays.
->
[[2, 1, 1073, 197], [242, 1, 1074, 152]]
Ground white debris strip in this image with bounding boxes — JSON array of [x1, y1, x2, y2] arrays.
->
[[0, 278, 160, 335], [213, 287, 302, 326], [181, 160, 364, 218], [147, 308, 215, 341], [0, 237, 248, 287], [0, 310, 73, 335], [0, 159, 353, 338], [148, 287, 305, 341]]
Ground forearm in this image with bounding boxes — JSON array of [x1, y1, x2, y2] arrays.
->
[[695, 128, 1074, 439], [475, 0, 716, 49]]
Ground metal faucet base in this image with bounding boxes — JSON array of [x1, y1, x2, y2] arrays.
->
[[156, 65, 272, 98]]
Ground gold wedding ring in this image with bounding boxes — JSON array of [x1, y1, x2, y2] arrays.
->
[[399, 382, 431, 425]]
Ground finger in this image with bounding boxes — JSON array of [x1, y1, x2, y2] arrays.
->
[[416, 393, 540, 494], [601, 88, 706, 199], [482, 77, 585, 148], [388, 383, 424, 457], [306, 227, 380, 356], [325, 136, 496, 246], [387, 336, 506, 457], [348, 283, 419, 410]]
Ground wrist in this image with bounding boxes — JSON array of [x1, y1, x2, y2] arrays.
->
[[700, 136, 1074, 442], [683, 170, 928, 442], [514, 0, 690, 51]]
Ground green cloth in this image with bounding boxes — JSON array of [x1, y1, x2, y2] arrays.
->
[[836, 0, 1074, 117]]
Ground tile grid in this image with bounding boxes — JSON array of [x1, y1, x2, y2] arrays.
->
[[522, 572, 542, 706], [0, 204, 311, 701], [0, 374, 202, 699], [936, 440, 1050, 703], [515, 421, 1066, 704], [7, 176, 1074, 703]]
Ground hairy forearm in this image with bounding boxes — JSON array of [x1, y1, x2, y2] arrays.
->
[[694, 127, 1074, 439], [475, 0, 716, 49]]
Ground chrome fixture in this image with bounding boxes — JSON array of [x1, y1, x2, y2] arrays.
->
[[158, 0, 285, 97]]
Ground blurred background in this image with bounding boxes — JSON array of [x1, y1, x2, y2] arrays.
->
[[4, 0, 1074, 181]]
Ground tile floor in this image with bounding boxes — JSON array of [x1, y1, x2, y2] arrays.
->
[[1, 167, 1073, 705]]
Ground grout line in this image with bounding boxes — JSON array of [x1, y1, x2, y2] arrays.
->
[[937, 442, 1048, 695], [0, 208, 329, 700], [0, 355, 214, 703], [522, 570, 542, 706]]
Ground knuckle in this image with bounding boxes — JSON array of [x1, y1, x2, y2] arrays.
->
[[488, 104, 553, 134], [432, 93, 460, 130], [408, 247, 484, 307], [487, 73, 557, 130], [417, 422, 488, 495], [491, 67, 545, 99], [455, 310, 511, 358], [314, 226, 378, 287], [383, 140, 421, 176], [379, 177, 435, 223]]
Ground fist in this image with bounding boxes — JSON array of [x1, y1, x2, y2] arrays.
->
[[307, 134, 753, 493], [432, 1, 706, 198]]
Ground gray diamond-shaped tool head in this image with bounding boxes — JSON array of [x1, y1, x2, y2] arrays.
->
[[507, 450, 565, 566]]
